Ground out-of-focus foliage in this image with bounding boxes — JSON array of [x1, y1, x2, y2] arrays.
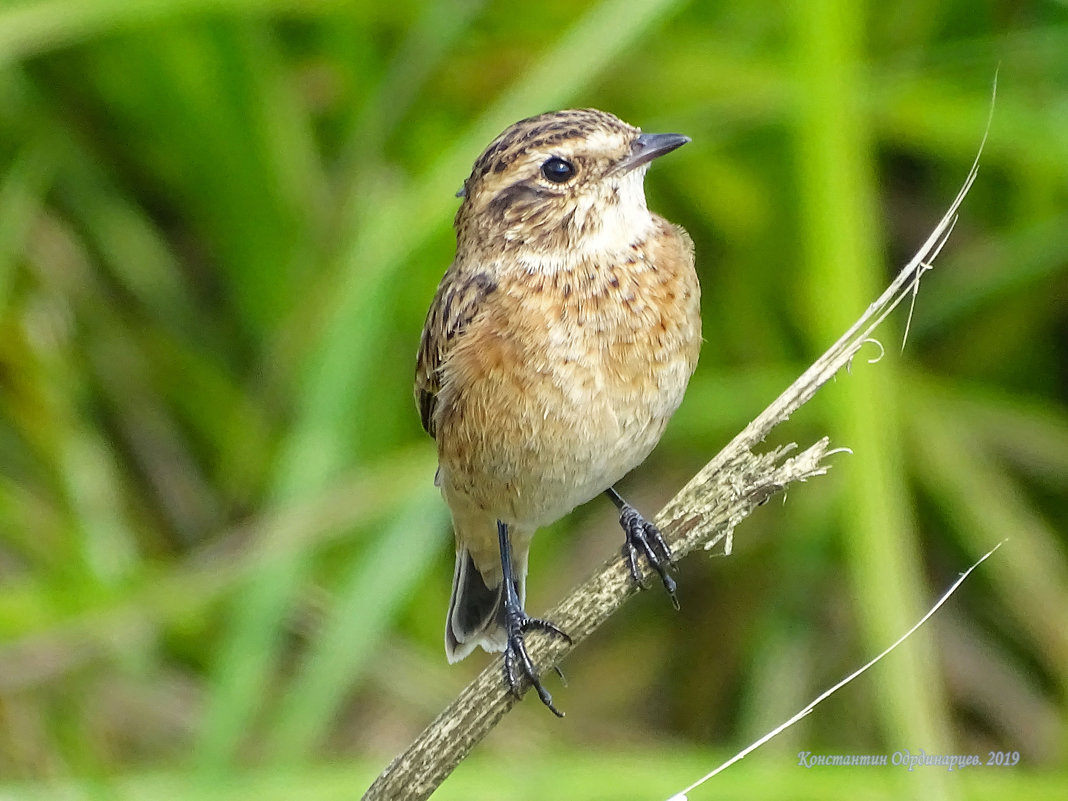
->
[[0, 0, 1064, 798]]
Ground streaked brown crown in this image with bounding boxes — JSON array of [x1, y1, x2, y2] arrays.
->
[[464, 108, 635, 184]]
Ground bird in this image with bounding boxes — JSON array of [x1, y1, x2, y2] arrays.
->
[[414, 108, 701, 715]]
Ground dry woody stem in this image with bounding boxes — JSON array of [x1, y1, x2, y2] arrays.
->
[[362, 143, 983, 801]]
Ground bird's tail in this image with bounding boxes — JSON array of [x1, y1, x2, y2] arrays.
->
[[445, 544, 525, 663]]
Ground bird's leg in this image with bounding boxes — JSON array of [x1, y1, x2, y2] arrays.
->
[[497, 520, 571, 717], [604, 487, 679, 609]]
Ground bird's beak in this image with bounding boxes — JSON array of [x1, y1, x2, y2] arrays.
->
[[616, 132, 690, 173]]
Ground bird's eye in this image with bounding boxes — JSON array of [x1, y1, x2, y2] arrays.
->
[[541, 157, 576, 183]]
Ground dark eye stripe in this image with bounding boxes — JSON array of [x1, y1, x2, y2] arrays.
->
[[487, 182, 545, 216]]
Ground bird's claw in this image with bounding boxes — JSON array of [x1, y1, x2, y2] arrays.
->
[[502, 607, 572, 717], [619, 504, 679, 609]]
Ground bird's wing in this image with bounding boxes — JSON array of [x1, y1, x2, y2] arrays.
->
[[414, 266, 499, 438]]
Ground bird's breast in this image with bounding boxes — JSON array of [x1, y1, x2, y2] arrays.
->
[[436, 218, 700, 527]]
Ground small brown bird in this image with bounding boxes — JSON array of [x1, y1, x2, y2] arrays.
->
[[414, 108, 701, 715]]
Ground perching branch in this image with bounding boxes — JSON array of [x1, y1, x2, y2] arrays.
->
[[363, 131, 986, 801]]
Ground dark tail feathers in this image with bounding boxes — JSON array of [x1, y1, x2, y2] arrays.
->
[[445, 545, 520, 662]]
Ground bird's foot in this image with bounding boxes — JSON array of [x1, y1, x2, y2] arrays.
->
[[618, 504, 679, 609], [502, 602, 572, 717]]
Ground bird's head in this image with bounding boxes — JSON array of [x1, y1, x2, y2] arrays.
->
[[455, 109, 688, 263]]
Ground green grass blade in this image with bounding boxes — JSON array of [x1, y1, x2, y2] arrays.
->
[[791, 0, 952, 774], [267, 483, 447, 759], [909, 403, 1068, 682], [0, 141, 54, 312]]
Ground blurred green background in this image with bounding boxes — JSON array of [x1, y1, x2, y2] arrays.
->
[[0, 0, 1065, 799]]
